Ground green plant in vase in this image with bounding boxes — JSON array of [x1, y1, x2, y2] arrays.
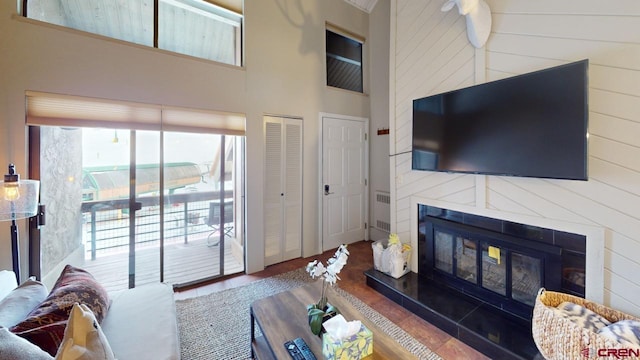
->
[[305, 244, 350, 335]]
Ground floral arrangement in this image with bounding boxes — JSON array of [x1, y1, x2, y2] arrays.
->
[[388, 233, 411, 251], [305, 244, 349, 335], [388, 233, 400, 246], [388, 232, 412, 253]]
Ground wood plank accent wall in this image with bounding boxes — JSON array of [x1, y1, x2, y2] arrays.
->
[[391, 0, 640, 316]]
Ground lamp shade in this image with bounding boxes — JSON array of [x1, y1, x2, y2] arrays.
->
[[0, 179, 40, 221]]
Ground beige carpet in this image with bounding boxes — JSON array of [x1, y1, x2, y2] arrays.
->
[[175, 268, 442, 359]]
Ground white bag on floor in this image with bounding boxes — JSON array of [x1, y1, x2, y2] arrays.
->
[[372, 239, 411, 278], [372, 241, 388, 273]]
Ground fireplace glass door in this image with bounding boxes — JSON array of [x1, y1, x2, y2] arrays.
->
[[511, 253, 542, 306], [421, 206, 572, 319], [434, 230, 453, 274], [481, 243, 507, 296], [456, 237, 477, 283], [433, 226, 546, 308]]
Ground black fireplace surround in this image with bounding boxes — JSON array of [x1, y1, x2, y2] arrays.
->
[[365, 205, 586, 359]]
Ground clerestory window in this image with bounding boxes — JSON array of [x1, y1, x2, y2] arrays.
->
[[326, 27, 363, 93], [23, 0, 243, 66]]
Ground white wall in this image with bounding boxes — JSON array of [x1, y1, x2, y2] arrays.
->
[[391, 0, 640, 317], [0, 0, 371, 277], [368, 0, 391, 241]]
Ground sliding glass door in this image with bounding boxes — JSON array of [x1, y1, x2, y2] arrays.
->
[[162, 131, 243, 286], [31, 126, 244, 291]]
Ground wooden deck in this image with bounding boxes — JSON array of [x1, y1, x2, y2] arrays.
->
[[81, 235, 244, 293]]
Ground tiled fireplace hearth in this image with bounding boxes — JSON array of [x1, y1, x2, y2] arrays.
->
[[365, 204, 594, 359]]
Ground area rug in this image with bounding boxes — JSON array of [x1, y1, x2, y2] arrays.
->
[[175, 268, 442, 360]]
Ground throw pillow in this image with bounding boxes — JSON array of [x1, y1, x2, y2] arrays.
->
[[55, 303, 115, 360], [0, 326, 54, 360], [10, 265, 110, 356], [553, 301, 611, 332], [0, 277, 49, 328], [598, 320, 640, 348]]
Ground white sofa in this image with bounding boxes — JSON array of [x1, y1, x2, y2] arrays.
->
[[102, 282, 181, 360], [0, 269, 181, 360]]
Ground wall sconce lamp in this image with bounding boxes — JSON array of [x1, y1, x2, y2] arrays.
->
[[0, 164, 41, 282]]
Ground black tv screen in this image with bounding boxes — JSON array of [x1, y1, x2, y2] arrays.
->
[[412, 59, 588, 180]]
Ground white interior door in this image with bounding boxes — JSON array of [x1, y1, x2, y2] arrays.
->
[[264, 116, 302, 266], [322, 115, 368, 251]]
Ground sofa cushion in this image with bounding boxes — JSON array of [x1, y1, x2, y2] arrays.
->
[[0, 326, 54, 360], [55, 303, 115, 360], [0, 277, 49, 328], [0, 270, 18, 301], [10, 265, 110, 356], [101, 283, 180, 360]]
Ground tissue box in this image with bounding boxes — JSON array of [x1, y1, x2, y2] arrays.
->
[[321, 324, 373, 360]]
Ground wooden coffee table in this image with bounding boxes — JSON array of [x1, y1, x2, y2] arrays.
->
[[250, 282, 417, 359]]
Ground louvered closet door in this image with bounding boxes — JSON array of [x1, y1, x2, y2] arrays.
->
[[264, 116, 302, 266], [264, 118, 284, 265], [283, 119, 302, 261]]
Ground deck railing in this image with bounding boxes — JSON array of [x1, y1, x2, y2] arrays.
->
[[80, 190, 234, 260]]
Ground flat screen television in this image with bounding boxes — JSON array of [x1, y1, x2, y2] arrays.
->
[[412, 59, 588, 180]]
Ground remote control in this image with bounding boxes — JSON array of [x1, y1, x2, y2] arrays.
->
[[284, 337, 317, 360]]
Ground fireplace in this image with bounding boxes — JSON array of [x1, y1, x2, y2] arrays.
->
[[419, 205, 586, 320], [365, 204, 589, 359]]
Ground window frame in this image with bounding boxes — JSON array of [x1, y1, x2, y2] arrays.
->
[[325, 24, 365, 93], [21, 0, 244, 66]]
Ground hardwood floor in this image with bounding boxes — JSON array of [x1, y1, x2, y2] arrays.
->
[[174, 240, 490, 360], [83, 236, 243, 293]]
